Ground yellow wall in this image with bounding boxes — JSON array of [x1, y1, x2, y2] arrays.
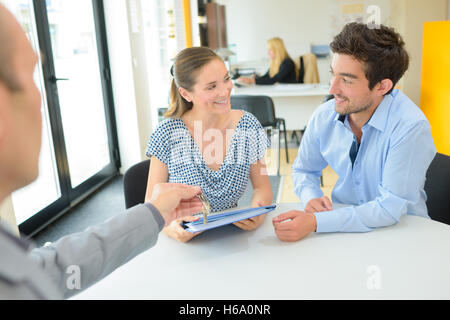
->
[[420, 21, 450, 156], [183, 0, 193, 47], [390, 0, 448, 107]]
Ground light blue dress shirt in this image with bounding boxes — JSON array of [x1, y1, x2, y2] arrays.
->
[[292, 89, 436, 233]]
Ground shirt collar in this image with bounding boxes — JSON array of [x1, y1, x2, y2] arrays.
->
[[366, 91, 395, 132], [332, 90, 396, 132], [333, 112, 345, 123]]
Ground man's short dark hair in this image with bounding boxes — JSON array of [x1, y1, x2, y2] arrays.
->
[[0, 7, 22, 91], [330, 22, 409, 94]]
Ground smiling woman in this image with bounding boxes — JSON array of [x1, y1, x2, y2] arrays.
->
[[144, 46, 273, 243], [166, 46, 220, 118]]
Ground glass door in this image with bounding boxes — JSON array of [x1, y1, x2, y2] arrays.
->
[[3, 0, 61, 225], [46, 0, 113, 188], [5, 0, 120, 236]]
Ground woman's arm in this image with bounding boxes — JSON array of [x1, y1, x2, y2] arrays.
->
[[255, 59, 295, 84], [145, 156, 201, 242], [145, 156, 169, 202], [233, 160, 273, 231], [254, 70, 273, 85], [249, 160, 273, 207]]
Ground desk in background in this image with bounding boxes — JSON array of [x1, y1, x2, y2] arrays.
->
[[73, 203, 450, 299], [232, 83, 330, 131]]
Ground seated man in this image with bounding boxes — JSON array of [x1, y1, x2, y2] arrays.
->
[[272, 22, 436, 242]]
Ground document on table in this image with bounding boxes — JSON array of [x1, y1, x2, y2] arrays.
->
[[182, 205, 277, 233]]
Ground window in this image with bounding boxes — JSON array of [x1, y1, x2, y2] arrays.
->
[[2, 0, 120, 236]]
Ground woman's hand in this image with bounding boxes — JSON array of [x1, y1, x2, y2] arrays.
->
[[163, 215, 203, 243], [233, 200, 268, 231], [237, 76, 255, 85], [233, 214, 266, 231]]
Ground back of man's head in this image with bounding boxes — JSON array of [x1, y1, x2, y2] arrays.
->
[[0, 4, 21, 91], [330, 22, 409, 94]]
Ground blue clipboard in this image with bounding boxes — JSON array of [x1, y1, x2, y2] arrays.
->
[[182, 205, 276, 233]]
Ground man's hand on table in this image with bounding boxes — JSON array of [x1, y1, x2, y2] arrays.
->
[[272, 196, 333, 242], [272, 210, 317, 242]]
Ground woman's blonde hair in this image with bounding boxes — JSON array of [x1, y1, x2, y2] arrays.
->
[[267, 37, 297, 79], [165, 46, 220, 118]]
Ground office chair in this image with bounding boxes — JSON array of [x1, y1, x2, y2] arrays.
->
[[123, 159, 151, 209], [298, 56, 305, 84], [231, 95, 288, 175], [424, 152, 450, 225], [291, 94, 334, 147], [323, 94, 334, 103]]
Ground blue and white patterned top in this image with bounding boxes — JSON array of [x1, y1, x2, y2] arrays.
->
[[146, 111, 269, 212]]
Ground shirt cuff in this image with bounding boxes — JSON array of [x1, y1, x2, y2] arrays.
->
[[313, 210, 341, 233], [144, 203, 165, 231]]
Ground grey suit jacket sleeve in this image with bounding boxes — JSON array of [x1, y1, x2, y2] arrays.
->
[[28, 203, 165, 299]]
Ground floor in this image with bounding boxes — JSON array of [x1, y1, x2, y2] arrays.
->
[[272, 148, 338, 203], [31, 130, 338, 247], [32, 175, 126, 247]]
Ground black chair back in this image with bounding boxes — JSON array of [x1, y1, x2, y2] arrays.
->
[[123, 159, 151, 209], [298, 56, 305, 83], [230, 95, 276, 128], [424, 153, 450, 225], [323, 94, 334, 103]]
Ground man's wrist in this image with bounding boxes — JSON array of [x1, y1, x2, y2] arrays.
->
[[144, 202, 166, 230], [308, 212, 317, 232]]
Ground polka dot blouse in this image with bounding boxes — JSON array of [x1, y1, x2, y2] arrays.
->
[[145, 111, 270, 212]]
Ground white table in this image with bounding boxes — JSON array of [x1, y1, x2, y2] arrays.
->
[[74, 203, 450, 300], [232, 84, 330, 130]]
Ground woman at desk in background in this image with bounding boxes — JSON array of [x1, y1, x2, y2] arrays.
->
[[238, 37, 297, 85], [145, 47, 273, 242]]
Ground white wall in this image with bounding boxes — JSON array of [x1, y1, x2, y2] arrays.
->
[[103, 0, 151, 173], [222, 0, 333, 83], [222, 0, 333, 61], [104, 0, 196, 173], [221, 0, 391, 84]]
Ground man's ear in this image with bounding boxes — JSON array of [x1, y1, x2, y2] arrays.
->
[[376, 79, 393, 96], [178, 87, 192, 103]]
